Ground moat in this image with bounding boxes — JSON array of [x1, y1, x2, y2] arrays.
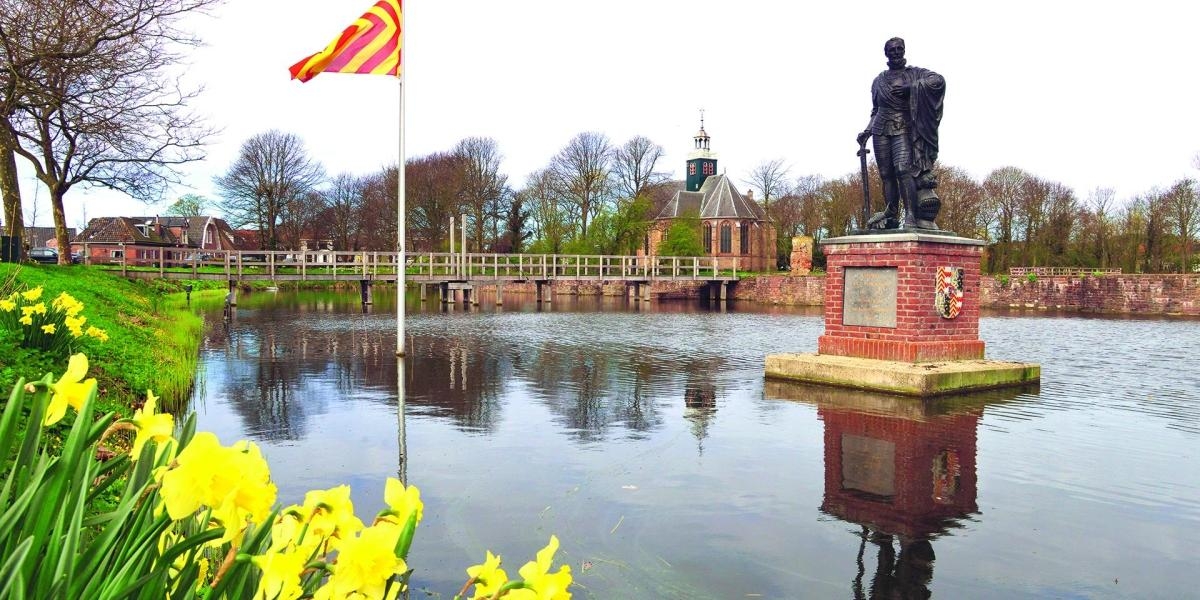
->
[[189, 291, 1199, 598]]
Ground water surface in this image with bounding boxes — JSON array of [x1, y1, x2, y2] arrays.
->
[[191, 291, 1200, 598]]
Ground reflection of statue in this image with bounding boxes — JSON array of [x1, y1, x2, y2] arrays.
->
[[856, 37, 946, 230]]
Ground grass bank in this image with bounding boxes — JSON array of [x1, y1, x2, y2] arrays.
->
[[0, 263, 204, 417]]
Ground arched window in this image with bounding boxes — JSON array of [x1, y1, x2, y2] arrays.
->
[[720, 223, 732, 253], [740, 222, 750, 254], [703, 223, 713, 253]]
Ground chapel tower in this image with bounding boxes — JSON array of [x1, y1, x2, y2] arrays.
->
[[685, 110, 717, 192]]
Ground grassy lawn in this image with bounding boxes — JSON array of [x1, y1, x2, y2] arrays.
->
[[1, 263, 205, 418]]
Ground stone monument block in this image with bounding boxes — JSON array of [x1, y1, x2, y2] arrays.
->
[[789, 235, 813, 275]]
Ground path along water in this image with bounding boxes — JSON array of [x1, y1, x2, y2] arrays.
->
[[190, 291, 1200, 598]]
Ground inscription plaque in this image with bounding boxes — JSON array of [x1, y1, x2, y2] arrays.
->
[[843, 267, 897, 327]]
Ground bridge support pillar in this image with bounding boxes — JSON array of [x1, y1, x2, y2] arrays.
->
[[419, 284, 427, 303], [496, 284, 504, 306], [462, 287, 471, 305], [440, 283, 449, 304], [360, 280, 373, 305], [535, 281, 552, 303], [642, 282, 651, 302], [227, 280, 238, 307], [720, 282, 728, 303], [630, 282, 640, 302]]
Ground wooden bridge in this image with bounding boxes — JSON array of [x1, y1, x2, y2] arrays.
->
[[92, 245, 741, 304]]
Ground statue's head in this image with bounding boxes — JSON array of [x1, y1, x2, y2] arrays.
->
[[884, 37, 906, 68]]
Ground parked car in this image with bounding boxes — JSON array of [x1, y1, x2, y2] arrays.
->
[[28, 247, 59, 264], [27, 247, 81, 264]]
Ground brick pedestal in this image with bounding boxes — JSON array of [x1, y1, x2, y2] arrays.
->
[[818, 233, 985, 362]]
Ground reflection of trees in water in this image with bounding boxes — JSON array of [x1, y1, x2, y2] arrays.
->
[[199, 295, 733, 443], [405, 337, 506, 432], [203, 305, 398, 442]]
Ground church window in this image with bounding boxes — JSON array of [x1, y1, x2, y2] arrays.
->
[[740, 222, 750, 254], [703, 223, 712, 253], [720, 223, 731, 253], [688, 163, 696, 175], [702, 162, 714, 176]]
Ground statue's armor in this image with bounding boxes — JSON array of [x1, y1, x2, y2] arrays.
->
[[868, 69, 912, 140]]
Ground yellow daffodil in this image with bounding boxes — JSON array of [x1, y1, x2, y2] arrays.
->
[[52, 291, 83, 316], [20, 305, 36, 318], [251, 549, 308, 600], [32, 302, 46, 315], [301, 485, 364, 551], [130, 390, 174, 460], [65, 315, 85, 337], [41, 323, 56, 335], [466, 551, 509, 600], [509, 536, 572, 600], [159, 432, 277, 538], [86, 326, 109, 341], [0, 299, 14, 312], [21, 286, 42, 301], [43, 353, 97, 426], [313, 523, 407, 600], [19, 315, 32, 326], [380, 477, 423, 526]]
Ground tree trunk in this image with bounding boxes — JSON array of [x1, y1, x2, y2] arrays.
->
[[50, 187, 70, 264], [0, 130, 25, 245]]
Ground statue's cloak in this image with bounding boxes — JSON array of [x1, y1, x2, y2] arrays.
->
[[908, 66, 945, 173]]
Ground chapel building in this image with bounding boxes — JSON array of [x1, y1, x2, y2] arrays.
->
[[646, 118, 776, 271]]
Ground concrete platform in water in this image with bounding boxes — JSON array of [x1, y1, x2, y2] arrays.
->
[[765, 353, 1040, 397]]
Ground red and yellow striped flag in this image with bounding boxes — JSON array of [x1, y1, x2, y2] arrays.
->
[[289, 0, 402, 83]]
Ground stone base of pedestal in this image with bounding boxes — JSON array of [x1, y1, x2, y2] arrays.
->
[[764, 352, 1041, 397]]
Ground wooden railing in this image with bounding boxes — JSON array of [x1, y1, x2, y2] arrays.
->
[[1008, 267, 1122, 277], [85, 245, 739, 281]]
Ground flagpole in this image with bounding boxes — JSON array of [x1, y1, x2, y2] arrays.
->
[[396, 6, 406, 358]]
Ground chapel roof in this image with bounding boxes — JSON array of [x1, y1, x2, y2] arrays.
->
[[655, 174, 765, 221]]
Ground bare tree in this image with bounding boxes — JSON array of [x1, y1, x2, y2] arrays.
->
[[454, 137, 507, 251], [931, 165, 987, 239], [745, 159, 791, 216], [405, 153, 462, 251], [524, 168, 569, 253], [360, 165, 398, 251], [325, 173, 363, 251], [549, 132, 613, 238], [612, 135, 666, 202], [983, 166, 1028, 272], [1, 0, 219, 262], [215, 131, 324, 250], [1165, 178, 1198, 272], [1085, 187, 1116, 268]]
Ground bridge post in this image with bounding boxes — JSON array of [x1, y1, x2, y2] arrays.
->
[[496, 283, 504, 306], [227, 279, 238, 307], [360, 280, 373, 305], [720, 281, 728, 303], [535, 281, 543, 303], [439, 283, 448, 304], [630, 282, 640, 302], [642, 282, 651, 302], [419, 283, 427, 303]]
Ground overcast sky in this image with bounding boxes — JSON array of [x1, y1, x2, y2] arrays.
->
[[16, 0, 1200, 228]]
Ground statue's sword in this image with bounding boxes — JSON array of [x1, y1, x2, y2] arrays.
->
[[857, 140, 871, 229]]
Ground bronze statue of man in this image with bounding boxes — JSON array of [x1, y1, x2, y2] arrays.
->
[[856, 37, 946, 230]]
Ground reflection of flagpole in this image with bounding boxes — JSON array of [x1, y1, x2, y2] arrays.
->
[[397, 355, 407, 485], [396, 6, 406, 357]]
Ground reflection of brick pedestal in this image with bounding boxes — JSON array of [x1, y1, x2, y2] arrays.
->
[[818, 233, 984, 362], [820, 406, 979, 539]]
